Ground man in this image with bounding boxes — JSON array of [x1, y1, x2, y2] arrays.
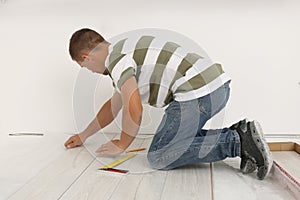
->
[[64, 28, 272, 180]]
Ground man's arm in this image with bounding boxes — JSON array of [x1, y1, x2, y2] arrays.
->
[[96, 76, 143, 155], [118, 76, 143, 149], [64, 92, 123, 148], [81, 92, 123, 140]]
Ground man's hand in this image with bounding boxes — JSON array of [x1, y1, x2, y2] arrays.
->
[[64, 133, 86, 149], [95, 139, 125, 156]]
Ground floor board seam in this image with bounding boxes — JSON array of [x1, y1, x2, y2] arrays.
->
[[107, 174, 127, 200], [132, 175, 145, 200], [57, 133, 118, 199], [57, 157, 96, 200], [210, 162, 214, 200], [59, 133, 118, 200], [107, 137, 147, 200], [6, 149, 66, 199], [158, 171, 169, 200], [132, 137, 149, 200]]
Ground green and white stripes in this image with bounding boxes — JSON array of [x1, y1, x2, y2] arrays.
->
[[148, 42, 180, 106], [164, 53, 203, 105], [106, 35, 231, 107], [133, 36, 155, 79], [107, 39, 127, 73], [175, 63, 224, 93]]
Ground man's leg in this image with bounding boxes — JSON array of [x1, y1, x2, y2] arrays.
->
[[147, 82, 240, 170], [147, 81, 272, 180]]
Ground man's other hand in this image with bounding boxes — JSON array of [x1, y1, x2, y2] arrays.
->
[[64, 134, 85, 149], [95, 139, 125, 156]]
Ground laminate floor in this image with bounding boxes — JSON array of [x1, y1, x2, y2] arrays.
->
[[0, 132, 298, 200]]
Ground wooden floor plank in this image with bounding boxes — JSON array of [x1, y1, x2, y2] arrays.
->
[[160, 163, 212, 200], [213, 158, 296, 200], [5, 132, 299, 200], [8, 146, 94, 200], [134, 171, 168, 200], [133, 136, 168, 200], [60, 135, 147, 200], [7, 133, 116, 200], [0, 133, 71, 200], [106, 136, 160, 200], [58, 159, 124, 200]]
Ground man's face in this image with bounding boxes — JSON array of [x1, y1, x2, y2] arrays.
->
[[77, 42, 109, 74]]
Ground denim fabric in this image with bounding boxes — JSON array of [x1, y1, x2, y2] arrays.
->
[[147, 81, 241, 170]]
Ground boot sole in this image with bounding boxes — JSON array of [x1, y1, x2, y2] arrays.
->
[[240, 118, 257, 174], [241, 158, 256, 174], [249, 121, 273, 180]]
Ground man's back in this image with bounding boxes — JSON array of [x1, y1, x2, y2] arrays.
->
[[105, 29, 231, 107]]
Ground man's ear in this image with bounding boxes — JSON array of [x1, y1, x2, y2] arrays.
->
[[81, 54, 89, 61]]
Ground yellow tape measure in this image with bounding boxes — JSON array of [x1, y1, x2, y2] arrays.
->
[[99, 153, 136, 170]]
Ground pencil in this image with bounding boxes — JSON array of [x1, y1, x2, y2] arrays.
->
[[126, 147, 146, 153]]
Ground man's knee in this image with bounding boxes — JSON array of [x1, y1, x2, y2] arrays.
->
[[147, 151, 170, 170], [147, 151, 161, 169]]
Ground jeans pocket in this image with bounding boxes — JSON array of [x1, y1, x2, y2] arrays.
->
[[198, 98, 211, 116], [198, 82, 231, 117]]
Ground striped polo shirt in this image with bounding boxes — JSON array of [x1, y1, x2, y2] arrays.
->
[[105, 33, 231, 108]]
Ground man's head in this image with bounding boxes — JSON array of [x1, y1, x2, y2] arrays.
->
[[69, 28, 109, 74]]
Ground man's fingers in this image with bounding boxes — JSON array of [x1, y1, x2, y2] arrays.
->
[[64, 138, 71, 146], [68, 141, 76, 148], [96, 147, 106, 153], [66, 142, 74, 149], [64, 138, 74, 148], [67, 141, 82, 149], [64, 135, 82, 149], [97, 149, 107, 155]]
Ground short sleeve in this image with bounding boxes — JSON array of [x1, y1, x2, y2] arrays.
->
[[110, 55, 137, 92]]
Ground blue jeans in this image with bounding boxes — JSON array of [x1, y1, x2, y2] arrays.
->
[[147, 81, 241, 170]]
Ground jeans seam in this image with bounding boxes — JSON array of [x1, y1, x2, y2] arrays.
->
[[153, 112, 180, 151]]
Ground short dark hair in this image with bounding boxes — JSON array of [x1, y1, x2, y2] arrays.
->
[[69, 28, 105, 61]]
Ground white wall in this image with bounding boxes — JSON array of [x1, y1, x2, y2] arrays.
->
[[0, 0, 299, 135]]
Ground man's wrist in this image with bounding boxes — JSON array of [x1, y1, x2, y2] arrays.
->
[[79, 132, 88, 141], [119, 132, 135, 150], [118, 140, 130, 150]]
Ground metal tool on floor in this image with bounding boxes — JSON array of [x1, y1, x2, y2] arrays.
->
[[9, 132, 44, 136]]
